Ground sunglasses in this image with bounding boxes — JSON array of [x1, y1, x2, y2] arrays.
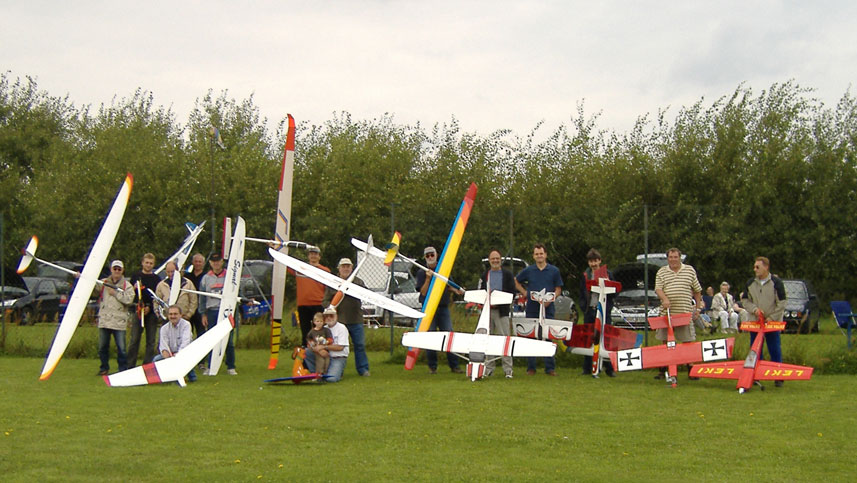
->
[[111, 267, 123, 271]]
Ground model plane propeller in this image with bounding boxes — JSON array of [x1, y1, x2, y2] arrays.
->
[[609, 309, 735, 387], [689, 316, 813, 393], [17, 174, 134, 381], [402, 279, 556, 381]]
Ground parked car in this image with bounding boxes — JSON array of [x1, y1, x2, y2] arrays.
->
[[37, 261, 84, 283], [362, 270, 423, 327], [609, 262, 661, 330], [781, 279, 820, 334], [3, 276, 70, 325], [480, 256, 578, 323]]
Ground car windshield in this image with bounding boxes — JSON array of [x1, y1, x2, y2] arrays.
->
[[784, 280, 809, 300]]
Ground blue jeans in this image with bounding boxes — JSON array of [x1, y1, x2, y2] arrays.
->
[[526, 302, 556, 373], [346, 323, 369, 375], [206, 308, 236, 370], [303, 348, 346, 383], [98, 328, 127, 373], [426, 304, 459, 370], [153, 353, 197, 382], [750, 331, 782, 363]]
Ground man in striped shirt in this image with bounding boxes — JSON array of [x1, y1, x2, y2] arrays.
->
[[654, 247, 703, 343]]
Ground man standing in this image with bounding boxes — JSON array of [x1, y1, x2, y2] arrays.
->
[[155, 260, 198, 321], [128, 253, 162, 368], [200, 253, 237, 375], [654, 247, 702, 379], [154, 305, 197, 382], [515, 243, 563, 376], [578, 248, 616, 377], [415, 246, 464, 374], [290, 246, 330, 345], [96, 260, 134, 375], [304, 307, 350, 382], [323, 258, 370, 377], [185, 253, 207, 339], [478, 249, 516, 378], [741, 256, 787, 387]]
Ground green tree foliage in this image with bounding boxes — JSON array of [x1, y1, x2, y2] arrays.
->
[[2, 75, 857, 307]]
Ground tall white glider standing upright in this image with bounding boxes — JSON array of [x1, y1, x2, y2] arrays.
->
[[269, 114, 295, 369], [29, 174, 134, 380], [207, 216, 246, 376]]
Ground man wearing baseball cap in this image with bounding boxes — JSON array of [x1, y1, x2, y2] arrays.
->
[[322, 257, 370, 376], [96, 260, 134, 375], [304, 306, 350, 382], [415, 246, 464, 374]]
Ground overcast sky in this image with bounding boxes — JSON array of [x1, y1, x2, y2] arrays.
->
[[2, 1, 855, 138]]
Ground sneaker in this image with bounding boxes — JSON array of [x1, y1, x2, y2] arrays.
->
[[451, 367, 464, 374], [361, 371, 370, 377], [505, 373, 513, 379], [654, 372, 664, 380], [97, 370, 108, 376], [226, 368, 238, 376], [429, 368, 437, 375], [527, 369, 536, 376], [546, 371, 557, 376], [606, 372, 617, 378], [202, 369, 210, 376]]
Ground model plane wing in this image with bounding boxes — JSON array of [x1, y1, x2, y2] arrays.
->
[[610, 338, 734, 372], [208, 217, 245, 376], [268, 249, 425, 320], [514, 317, 575, 341], [154, 221, 205, 275], [402, 331, 555, 358], [40, 174, 133, 380], [105, 314, 234, 387], [690, 360, 813, 381]]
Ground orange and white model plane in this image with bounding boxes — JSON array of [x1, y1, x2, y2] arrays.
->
[[609, 309, 735, 387], [689, 316, 813, 393], [402, 279, 556, 381]]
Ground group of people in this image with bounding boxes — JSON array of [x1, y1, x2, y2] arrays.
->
[[95, 241, 788, 385], [95, 252, 238, 379]]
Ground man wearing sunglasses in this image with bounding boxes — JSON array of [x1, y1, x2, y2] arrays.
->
[[96, 260, 134, 375], [415, 246, 464, 374]]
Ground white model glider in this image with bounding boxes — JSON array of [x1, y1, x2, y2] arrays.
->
[[18, 236, 127, 293], [267, 248, 426, 320], [207, 216, 246, 376], [402, 282, 556, 381], [154, 221, 205, 275], [25, 174, 134, 380], [351, 237, 462, 290], [104, 315, 235, 387], [513, 289, 576, 342]]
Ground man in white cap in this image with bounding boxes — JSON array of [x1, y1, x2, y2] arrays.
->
[[304, 306, 350, 382], [323, 257, 370, 376], [415, 246, 464, 374], [96, 260, 134, 375]]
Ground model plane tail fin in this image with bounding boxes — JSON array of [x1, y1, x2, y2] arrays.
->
[[17, 236, 38, 274], [384, 231, 401, 266]]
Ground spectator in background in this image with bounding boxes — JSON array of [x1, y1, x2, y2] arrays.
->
[[711, 281, 740, 333]]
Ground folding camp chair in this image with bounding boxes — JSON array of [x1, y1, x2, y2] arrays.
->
[[830, 301, 857, 349]]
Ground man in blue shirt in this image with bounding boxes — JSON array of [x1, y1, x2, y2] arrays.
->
[[515, 243, 564, 375], [415, 246, 464, 374]]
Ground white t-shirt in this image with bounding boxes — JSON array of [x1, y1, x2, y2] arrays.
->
[[327, 321, 350, 358]]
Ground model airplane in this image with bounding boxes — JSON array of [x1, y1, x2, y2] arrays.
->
[[403, 284, 556, 381], [609, 309, 735, 387], [269, 115, 296, 369], [689, 316, 813, 393], [352, 234, 463, 290], [267, 248, 425, 320], [18, 236, 126, 293], [263, 347, 332, 384], [153, 221, 205, 275], [104, 314, 235, 387], [18, 174, 133, 381], [513, 289, 576, 341], [405, 183, 478, 370]]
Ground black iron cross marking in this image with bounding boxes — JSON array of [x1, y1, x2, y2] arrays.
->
[[704, 341, 722, 358], [619, 352, 641, 367]]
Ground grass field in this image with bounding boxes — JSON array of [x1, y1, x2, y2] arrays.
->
[[2, 320, 855, 481]]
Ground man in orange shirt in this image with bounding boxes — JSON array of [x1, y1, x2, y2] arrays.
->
[[290, 246, 330, 345]]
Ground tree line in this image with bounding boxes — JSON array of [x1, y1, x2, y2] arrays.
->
[[2, 73, 856, 307]]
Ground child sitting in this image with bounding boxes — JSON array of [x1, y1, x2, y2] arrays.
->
[[306, 312, 333, 375]]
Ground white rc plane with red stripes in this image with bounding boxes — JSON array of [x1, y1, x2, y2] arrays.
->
[[401, 279, 556, 381]]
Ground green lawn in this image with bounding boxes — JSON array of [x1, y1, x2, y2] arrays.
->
[[1, 342, 854, 481]]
